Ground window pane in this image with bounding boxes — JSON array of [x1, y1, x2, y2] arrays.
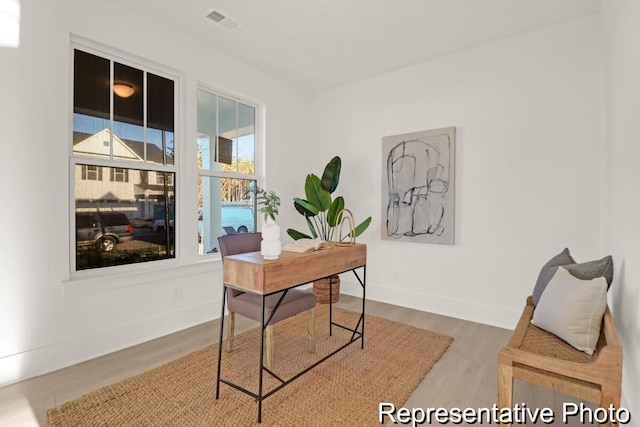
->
[[75, 164, 175, 270], [218, 97, 238, 173], [198, 176, 256, 254], [148, 73, 175, 165], [197, 90, 220, 171], [73, 50, 109, 156], [113, 62, 144, 163], [238, 102, 255, 175], [197, 90, 255, 174]]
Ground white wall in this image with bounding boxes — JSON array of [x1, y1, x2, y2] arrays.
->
[[602, 0, 640, 420], [0, 0, 312, 386], [308, 16, 603, 329]]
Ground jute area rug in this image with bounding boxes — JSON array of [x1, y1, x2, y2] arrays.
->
[[47, 306, 452, 426]]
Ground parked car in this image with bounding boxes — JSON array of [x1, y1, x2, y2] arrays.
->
[[76, 211, 134, 251], [152, 219, 174, 232], [198, 205, 255, 241], [130, 217, 154, 229], [222, 206, 255, 233]]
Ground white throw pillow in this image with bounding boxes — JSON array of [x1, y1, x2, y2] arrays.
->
[[531, 266, 607, 355]]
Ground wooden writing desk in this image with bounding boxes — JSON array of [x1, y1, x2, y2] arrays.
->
[[223, 242, 366, 294], [216, 242, 367, 422]]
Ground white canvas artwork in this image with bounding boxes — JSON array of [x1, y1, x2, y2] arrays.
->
[[382, 127, 455, 245]]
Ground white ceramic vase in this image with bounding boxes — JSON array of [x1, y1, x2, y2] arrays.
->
[[261, 217, 282, 260]]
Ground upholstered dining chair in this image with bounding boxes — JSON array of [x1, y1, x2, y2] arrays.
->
[[218, 232, 316, 371]]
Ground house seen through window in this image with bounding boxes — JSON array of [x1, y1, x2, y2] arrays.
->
[[197, 88, 258, 255], [72, 48, 177, 271]]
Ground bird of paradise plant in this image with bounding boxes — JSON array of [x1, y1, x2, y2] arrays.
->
[[287, 156, 371, 242]]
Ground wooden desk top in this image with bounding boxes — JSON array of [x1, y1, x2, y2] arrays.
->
[[223, 242, 366, 294]]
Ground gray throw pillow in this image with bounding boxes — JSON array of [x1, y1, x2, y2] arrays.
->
[[532, 248, 575, 305], [564, 255, 614, 289]]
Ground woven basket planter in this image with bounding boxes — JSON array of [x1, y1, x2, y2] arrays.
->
[[313, 275, 340, 304]]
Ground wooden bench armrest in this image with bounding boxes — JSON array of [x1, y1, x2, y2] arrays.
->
[[505, 296, 535, 348], [602, 307, 622, 349]]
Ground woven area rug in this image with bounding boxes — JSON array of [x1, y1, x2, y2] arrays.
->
[[47, 306, 452, 426]]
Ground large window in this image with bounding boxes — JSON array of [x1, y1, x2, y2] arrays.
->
[[197, 88, 258, 254], [72, 48, 177, 271]]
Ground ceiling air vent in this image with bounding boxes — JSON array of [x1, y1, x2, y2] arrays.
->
[[206, 9, 240, 30]]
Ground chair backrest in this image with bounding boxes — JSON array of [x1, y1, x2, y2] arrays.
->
[[218, 232, 262, 259], [218, 232, 262, 298]]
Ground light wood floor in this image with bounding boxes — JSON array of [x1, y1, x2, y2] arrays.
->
[[0, 295, 596, 426]]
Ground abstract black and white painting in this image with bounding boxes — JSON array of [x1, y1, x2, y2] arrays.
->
[[382, 127, 455, 245]]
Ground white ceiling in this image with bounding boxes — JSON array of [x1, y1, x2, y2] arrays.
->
[[107, 0, 601, 93]]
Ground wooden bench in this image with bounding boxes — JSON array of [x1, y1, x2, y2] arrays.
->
[[498, 296, 622, 426]]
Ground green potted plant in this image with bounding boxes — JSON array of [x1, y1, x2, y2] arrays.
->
[[254, 187, 281, 222], [287, 156, 371, 242], [249, 185, 282, 260], [287, 156, 371, 302]]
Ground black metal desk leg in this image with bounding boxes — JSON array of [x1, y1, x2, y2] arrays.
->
[[361, 265, 366, 349], [257, 295, 265, 423], [329, 275, 334, 336], [216, 284, 227, 399]]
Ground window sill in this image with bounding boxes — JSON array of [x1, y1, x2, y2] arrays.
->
[[62, 258, 222, 297]]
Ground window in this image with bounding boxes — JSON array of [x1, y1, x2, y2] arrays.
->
[[111, 168, 129, 182], [81, 165, 102, 181], [156, 172, 173, 185], [71, 47, 177, 271], [197, 88, 258, 254]]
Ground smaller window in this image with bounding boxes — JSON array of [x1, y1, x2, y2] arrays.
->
[[111, 168, 129, 182], [197, 88, 258, 255], [82, 165, 102, 181], [156, 172, 173, 185]]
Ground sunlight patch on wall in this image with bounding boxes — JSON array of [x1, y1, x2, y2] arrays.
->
[[0, 0, 20, 48]]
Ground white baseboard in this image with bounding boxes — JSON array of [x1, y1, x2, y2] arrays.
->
[[339, 277, 521, 330]]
